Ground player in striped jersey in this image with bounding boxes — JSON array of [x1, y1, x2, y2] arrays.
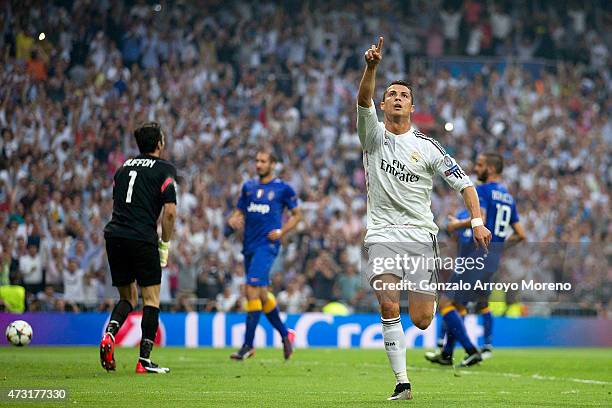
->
[[357, 36, 492, 400]]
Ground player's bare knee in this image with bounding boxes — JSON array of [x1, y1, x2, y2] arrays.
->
[[141, 286, 160, 308], [142, 293, 159, 306], [379, 300, 400, 319], [142, 296, 160, 308], [258, 288, 269, 304], [118, 284, 138, 308], [411, 312, 433, 330], [245, 285, 260, 300]]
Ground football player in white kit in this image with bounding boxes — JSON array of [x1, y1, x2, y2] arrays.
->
[[357, 37, 492, 400]]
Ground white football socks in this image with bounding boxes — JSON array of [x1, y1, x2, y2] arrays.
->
[[381, 316, 408, 384]]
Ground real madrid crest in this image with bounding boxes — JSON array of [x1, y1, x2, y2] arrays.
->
[[410, 151, 420, 163], [443, 155, 454, 167]]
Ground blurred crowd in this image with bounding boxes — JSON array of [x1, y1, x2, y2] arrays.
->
[[0, 0, 609, 316]]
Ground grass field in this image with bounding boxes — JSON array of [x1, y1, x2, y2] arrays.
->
[[0, 347, 610, 407]]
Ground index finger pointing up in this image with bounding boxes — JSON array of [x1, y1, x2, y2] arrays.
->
[[376, 36, 384, 52]]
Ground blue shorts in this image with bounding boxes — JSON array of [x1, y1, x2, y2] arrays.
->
[[244, 244, 278, 287]]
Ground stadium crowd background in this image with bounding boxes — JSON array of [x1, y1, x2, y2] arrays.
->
[[0, 0, 609, 316]]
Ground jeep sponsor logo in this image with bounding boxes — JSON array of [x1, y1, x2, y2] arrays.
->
[[247, 202, 270, 214]]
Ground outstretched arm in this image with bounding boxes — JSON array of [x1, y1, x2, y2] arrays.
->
[[357, 36, 383, 108]]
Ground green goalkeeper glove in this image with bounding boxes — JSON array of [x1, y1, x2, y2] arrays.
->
[[158, 239, 170, 268]]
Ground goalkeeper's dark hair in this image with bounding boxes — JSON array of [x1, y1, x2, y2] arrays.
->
[[134, 122, 164, 154], [382, 80, 414, 104], [483, 152, 504, 174]]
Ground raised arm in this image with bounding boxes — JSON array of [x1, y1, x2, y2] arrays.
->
[[357, 36, 383, 108]]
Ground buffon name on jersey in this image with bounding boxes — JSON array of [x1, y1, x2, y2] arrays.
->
[[123, 158, 157, 168]]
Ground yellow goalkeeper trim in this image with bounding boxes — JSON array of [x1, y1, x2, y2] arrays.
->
[[262, 293, 277, 314], [480, 306, 491, 314], [441, 305, 455, 316], [246, 299, 263, 312]]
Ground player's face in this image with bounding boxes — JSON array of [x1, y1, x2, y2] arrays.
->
[[255, 152, 273, 178], [474, 155, 489, 182], [380, 84, 414, 118]]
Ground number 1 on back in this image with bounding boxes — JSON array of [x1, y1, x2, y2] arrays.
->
[[126, 170, 138, 203]]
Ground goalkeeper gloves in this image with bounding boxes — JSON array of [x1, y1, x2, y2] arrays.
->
[[158, 239, 170, 268]]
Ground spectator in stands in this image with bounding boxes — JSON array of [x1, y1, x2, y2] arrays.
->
[[277, 278, 308, 314], [37, 285, 61, 312], [0, 0, 608, 315], [62, 257, 84, 304], [26, 49, 47, 81], [19, 242, 43, 294], [0, 248, 11, 286], [337, 264, 364, 308], [215, 286, 239, 312], [308, 251, 339, 303], [81, 271, 101, 306]]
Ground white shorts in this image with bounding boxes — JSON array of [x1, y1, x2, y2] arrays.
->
[[364, 227, 439, 296]]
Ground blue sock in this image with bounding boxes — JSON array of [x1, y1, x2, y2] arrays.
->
[[442, 313, 463, 356], [442, 330, 456, 356], [482, 311, 493, 345], [244, 311, 262, 348], [437, 318, 447, 347], [265, 307, 289, 338], [442, 308, 477, 354]]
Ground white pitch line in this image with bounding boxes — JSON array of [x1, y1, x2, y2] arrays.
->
[[531, 374, 611, 386], [287, 360, 612, 386], [135, 357, 612, 386]]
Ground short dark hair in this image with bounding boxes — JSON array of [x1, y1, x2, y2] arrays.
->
[[382, 80, 414, 104], [483, 152, 504, 174], [256, 147, 278, 163], [134, 122, 164, 154]]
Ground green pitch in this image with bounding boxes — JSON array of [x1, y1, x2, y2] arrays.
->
[[0, 347, 610, 407]]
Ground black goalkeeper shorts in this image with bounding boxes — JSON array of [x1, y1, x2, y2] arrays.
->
[[105, 237, 161, 287]]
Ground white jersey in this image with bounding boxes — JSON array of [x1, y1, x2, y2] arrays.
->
[[357, 101, 472, 242]]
